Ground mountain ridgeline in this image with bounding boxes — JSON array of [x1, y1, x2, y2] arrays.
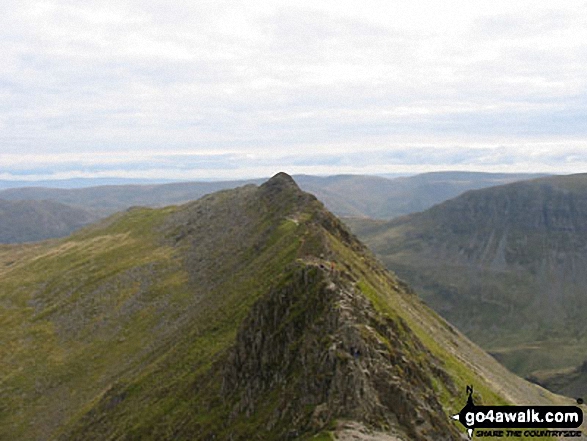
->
[[0, 173, 569, 440], [350, 173, 587, 384], [0, 172, 545, 245]]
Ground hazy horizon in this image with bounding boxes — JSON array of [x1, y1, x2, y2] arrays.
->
[[0, 170, 556, 191]]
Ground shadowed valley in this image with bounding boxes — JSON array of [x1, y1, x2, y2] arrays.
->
[[350, 173, 587, 397]]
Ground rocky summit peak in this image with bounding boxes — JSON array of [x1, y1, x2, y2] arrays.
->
[[258, 172, 314, 212], [261, 172, 300, 192]]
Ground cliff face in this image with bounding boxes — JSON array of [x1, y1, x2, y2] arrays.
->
[[414, 179, 587, 268], [352, 173, 587, 383]]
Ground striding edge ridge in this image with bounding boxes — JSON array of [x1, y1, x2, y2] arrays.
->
[[221, 262, 461, 440]]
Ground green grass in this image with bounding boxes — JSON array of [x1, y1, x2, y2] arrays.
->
[[0, 180, 572, 441], [0, 185, 313, 440]]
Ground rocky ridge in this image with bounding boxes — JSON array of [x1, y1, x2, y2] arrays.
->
[[223, 263, 459, 440], [0, 173, 573, 440]]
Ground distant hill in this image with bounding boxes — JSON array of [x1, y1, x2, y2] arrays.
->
[[350, 173, 587, 394], [0, 174, 568, 440], [0, 179, 263, 215], [0, 172, 545, 219], [0, 199, 100, 243], [297, 172, 548, 218], [0, 178, 180, 190]]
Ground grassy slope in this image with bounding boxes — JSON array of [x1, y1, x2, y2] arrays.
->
[[0, 186, 300, 437], [0, 176, 577, 440], [1, 206, 181, 439]]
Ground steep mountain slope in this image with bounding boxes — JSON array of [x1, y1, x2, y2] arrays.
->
[[528, 361, 587, 399], [0, 199, 100, 243], [351, 173, 587, 384], [296, 172, 546, 219], [0, 173, 570, 440]]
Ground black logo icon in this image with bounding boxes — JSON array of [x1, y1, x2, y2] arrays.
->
[[451, 385, 476, 438], [451, 385, 583, 439]]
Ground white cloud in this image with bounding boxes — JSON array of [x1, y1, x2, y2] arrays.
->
[[0, 0, 585, 178], [1, 140, 586, 181]]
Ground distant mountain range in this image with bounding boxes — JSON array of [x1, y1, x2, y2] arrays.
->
[[0, 178, 263, 215], [0, 174, 568, 440], [349, 173, 587, 396], [0, 199, 100, 243], [0, 172, 546, 218], [0, 177, 184, 190], [0, 172, 545, 244]]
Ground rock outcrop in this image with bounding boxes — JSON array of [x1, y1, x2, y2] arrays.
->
[[222, 262, 460, 440]]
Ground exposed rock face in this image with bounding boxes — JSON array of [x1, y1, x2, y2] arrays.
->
[[259, 171, 302, 197], [222, 263, 460, 440], [351, 173, 587, 387]]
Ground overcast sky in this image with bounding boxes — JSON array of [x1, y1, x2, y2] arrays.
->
[[1, 1, 586, 180]]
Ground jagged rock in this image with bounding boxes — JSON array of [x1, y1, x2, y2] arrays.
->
[[222, 263, 460, 440]]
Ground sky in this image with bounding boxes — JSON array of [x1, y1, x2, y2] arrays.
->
[[1, 0, 586, 181]]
